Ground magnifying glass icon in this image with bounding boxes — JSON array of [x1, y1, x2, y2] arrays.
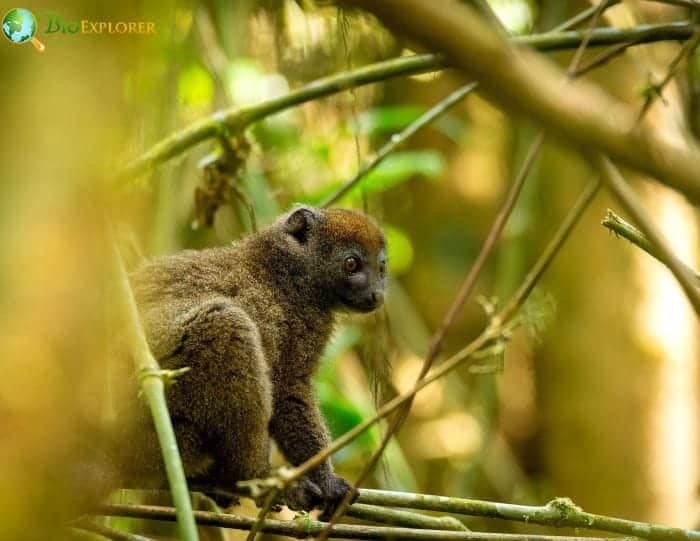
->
[[2, 8, 46, 52]]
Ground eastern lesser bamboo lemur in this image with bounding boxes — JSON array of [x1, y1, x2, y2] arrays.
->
[[117, 205, 387, 518]]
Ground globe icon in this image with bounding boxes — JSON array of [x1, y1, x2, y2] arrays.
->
[[2, 8, 45, 51]]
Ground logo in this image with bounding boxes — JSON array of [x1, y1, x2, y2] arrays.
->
[[2, 8, 157, 52], [2, 8, 45, 51]]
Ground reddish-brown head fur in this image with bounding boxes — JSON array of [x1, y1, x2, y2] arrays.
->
[[321, 208, 385, 254]]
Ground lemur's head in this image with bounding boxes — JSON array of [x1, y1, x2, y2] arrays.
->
[[279, 206, 387, 312]]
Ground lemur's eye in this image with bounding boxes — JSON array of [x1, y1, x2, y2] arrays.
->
[[344, 256, 360, 273], [379, 262, 387, 275]]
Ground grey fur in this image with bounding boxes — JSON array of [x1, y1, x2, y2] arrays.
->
[[115, 206, 387, 518]]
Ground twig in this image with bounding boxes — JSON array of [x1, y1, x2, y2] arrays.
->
[[468, 0, 508, 36], [245, 487, 280, 541], [357, 489, 700, 541], [567, 0, 614, 76], [594, 155, 700, 316], [73, 520, 156, 541], [347, 503, 468, 531], [571, 39, 644, 77], [117, 22, 697, 185], [515, 22, 695, 51], [187, 486, 466, 532], [96, 503, 629, 541], [321, 82, 478, 207], [602, 209, 700, 282], [552, 1, 621, 32], [498, 179, 601, 322], [648, 0, 700, 8], [110, 239, 199, 541], [637, 30, 700, 123], [193, 484, 467, 531]]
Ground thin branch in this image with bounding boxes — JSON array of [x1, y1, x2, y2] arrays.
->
[[193, 486, 469, 531], [637, 30, 700, 122], [498, 179, 601, 323], [73, 521, 156, 541], [602, 209, 700, 282], [468, 0, 508, 36], [117, 22, 697, 185], [552, 1, 621, 32], [246, 487, 280, 541], [110, 239, 199, 541], [347, 503, 469, 531], [356, 489, 700, 541], [594, 155, 700, 316], [567, 0, 615, 76], [421, 131, 545, 399], [321, 82, 478, 207], [96, 503, 628, 541], [571, 39, 644, 77], [648, 0, 700, 8], [514, 22, 695, 51]]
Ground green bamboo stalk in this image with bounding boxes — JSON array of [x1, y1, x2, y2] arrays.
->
[[176, 486, 465, 532], [117, 22, 696, 183], [347, 503, 468, 531], [97, 503, 625, 541], [357, 489, 700, 541], [110, 240, 199, 541]]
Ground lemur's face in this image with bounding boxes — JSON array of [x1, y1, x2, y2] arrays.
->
[[281, 206, 387, 312], [320, 208, 386, 313]]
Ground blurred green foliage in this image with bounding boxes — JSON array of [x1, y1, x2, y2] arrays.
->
[[1, 1, 697, 538]]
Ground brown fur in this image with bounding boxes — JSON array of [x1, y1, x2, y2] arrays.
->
[[115, 206, 386, 517]]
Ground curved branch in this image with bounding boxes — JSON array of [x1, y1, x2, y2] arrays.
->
[[117, 22, 696, 184]]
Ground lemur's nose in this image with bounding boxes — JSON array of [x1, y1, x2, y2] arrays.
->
[[371, 290, 384, 307]]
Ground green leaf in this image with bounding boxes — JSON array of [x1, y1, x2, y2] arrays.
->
[[355, 106, 467, 143], [356, 105, 425, 135], [299, 150, 446, 204], [360, 150, 445, 191], [316, 325, 376, 448], [384, 224, 414, 275], [177, 64, 214, 108]]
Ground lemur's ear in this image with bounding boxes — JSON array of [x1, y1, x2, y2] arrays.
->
[[284, 207, 318, 243]]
